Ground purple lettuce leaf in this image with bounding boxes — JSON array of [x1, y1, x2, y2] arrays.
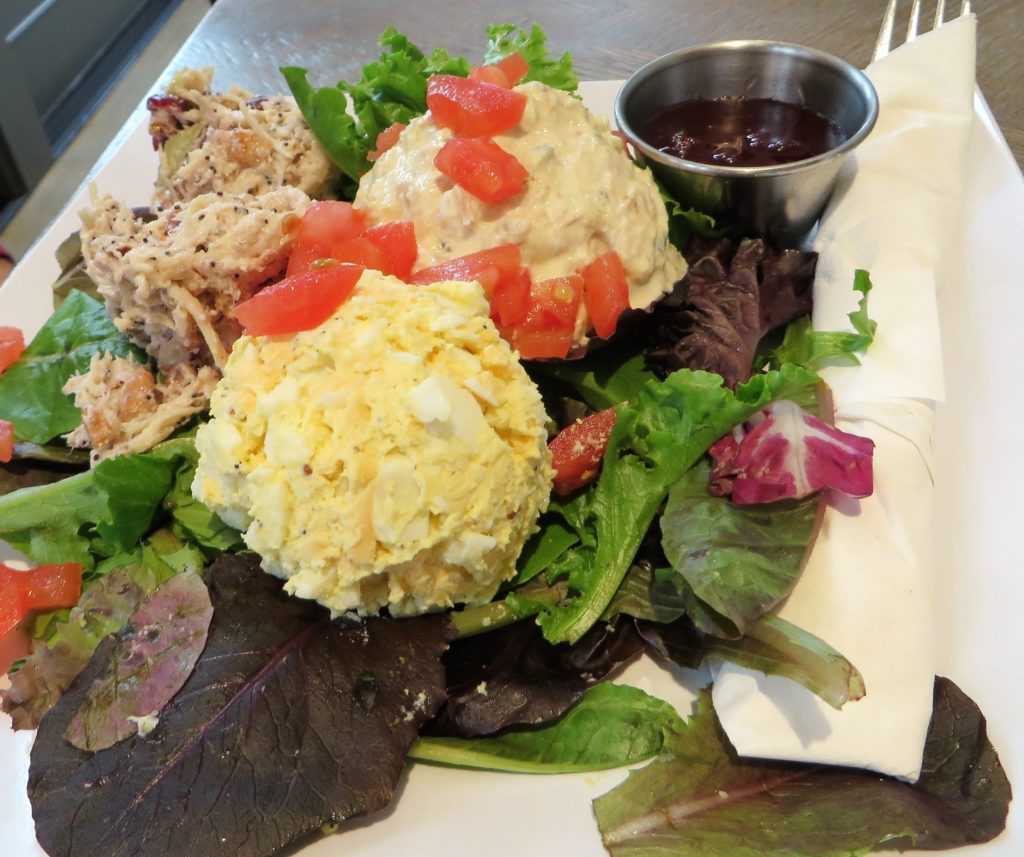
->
[[645, 237, 816, 387], [64, 570, 213, 751], [709, 399, 875, 504], [424, 615, 643, 738], [595, 678, 1011, 855], [29, 554, 456, 857], [2, 530, 197, 729]]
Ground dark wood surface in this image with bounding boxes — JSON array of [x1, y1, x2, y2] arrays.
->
[[167, 0, 1022, 167]]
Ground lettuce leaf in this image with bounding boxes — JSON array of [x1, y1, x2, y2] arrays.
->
[[594, 680, 1010, 855], [0, 437, 236, 572], [482, 23, 578, 92], [411, 682, 680, 773], [0, 290, 145, 444], [769, 269, 876, 370], [283, 30, 468, 190]]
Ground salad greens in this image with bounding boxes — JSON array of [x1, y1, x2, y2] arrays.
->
[[0, 21, 1010, 857], [594, 680, 1010, 855], [533, 364, 819, 645], [28, 556, 457, 857], [0, 437, 221, 572], [410, 682, 683, 773]]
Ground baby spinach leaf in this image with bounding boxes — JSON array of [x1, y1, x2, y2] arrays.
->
[[412, 682, 682, 773], [0, 290, 144, 444], [29, 555, 457, 857], [594, 679, 1010, 855]]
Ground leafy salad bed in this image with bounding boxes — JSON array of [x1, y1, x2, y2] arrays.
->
[[0, 23, 1011, 857]]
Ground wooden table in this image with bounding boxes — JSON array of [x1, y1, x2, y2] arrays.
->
[[166, 0, 1022, 167]]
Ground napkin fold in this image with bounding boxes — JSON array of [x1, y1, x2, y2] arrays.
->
[[711, 14, 976, 781]]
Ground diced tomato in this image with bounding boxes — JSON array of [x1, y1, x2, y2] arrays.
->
[[434, 137, 529, 203], [0, 562, 83, 637], [408, 244, 522, 297], [507, 275, 583, 359], [286, 201, 369, 276], [0, 420, 12, 463], [490, 268, 531, 328], [510, 325, 574, 360], [426, 74, 527, 137], [469, 65, 511, 88], [495, 51, 530, 86], [531, 275, 583, 329], [364, 220, 418, 278], [548, 407, 618, 495], [0, 326, 25, 374], [581, 251, 630, 339], [327, 237, 391, 272], [367, 122, 407, 162], [233, 264, 364, 335]]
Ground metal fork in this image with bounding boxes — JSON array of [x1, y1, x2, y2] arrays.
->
[[873, 0, 974, 61]]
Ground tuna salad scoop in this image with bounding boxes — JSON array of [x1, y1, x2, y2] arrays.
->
[[147, 67, 338, 206], [71, 184, 310, 460], [354, 81, 687, 346], [192, 269, 554, 617], [80, 185, 309, 372]]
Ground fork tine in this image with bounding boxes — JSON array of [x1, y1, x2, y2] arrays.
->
[[873, 0, 973, 63], [873, 0, 899, 60], [905, 0, 923, 42]]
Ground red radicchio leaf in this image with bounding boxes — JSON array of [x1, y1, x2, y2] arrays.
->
[[63, 570, 213, 751], [709, 399, 874, 503]]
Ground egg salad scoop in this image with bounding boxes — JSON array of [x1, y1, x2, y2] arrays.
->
[[192, 269, 554, 616]]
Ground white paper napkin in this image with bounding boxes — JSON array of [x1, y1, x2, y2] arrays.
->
[[711, 14, 976, 781]]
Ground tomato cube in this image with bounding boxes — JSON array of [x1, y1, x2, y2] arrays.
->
[[233, 265, 364, 335], [287, 201, 369, 277], [490, 268, 532, 328], [328, 237, 391, 272], [364, 221, 418, 279], [0, 326, 25, 374], [367, 122, 407, 162], [0, 420, 12, 463], [510, 325, 574, 360], [426, 74, 527, 137], [581, 251, 630, 339], [495, 51, 530, 86], [548, 407, 618, 495], [469, 65, 512, 88], [0, 562, 83, 637], [434, 137, 528, 203], [530, 275, 583, 330], [408, 244, 521, 297]]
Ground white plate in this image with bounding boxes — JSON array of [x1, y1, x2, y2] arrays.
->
[[1, 80, 1021, 856]]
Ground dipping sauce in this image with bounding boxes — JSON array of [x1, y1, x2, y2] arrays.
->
[[640, 97, 846, 167]]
